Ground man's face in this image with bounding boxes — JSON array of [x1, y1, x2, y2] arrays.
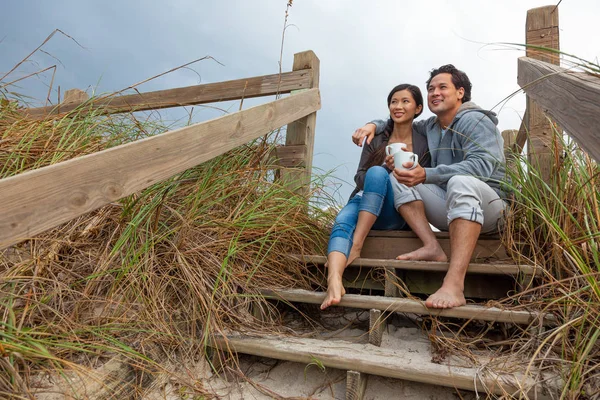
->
[[427, 73, 464, 117]]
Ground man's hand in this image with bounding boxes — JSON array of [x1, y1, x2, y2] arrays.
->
[[392, 164, 426, 187], [352, 123, 376, 147]]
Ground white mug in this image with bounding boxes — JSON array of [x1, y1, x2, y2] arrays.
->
[[385, 143, 418, 170]]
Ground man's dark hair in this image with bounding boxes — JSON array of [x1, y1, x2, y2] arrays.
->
[[426, 64, 472, 103]]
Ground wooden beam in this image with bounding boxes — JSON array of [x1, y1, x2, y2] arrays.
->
[[23, 69, 313, 119], [0, 88, 321, 249], [63, 88, 89, 103], [211, 334, 554, 398], [518, 56, 600, 163], [259, 289, 556, 326], [346, 370, 368, 400], [293, 255, 539, 276], [525, 6, 561, 181], [368, 309, 385, 346], [513, 116, 529, 154], [264, 144, 307, 168], [281, 51, 320, 196]]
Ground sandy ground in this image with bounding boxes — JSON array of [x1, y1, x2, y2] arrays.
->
[[30, 311, 488, 399]]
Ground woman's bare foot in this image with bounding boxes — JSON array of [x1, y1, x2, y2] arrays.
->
[[396, 244, 448, 262], [425, 283, 466, 309], [346, 244, 362, 267], [320, 274, 346, 310]]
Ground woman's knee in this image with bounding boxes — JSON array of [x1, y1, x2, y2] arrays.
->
[[363, 166, 390, 196], [365, 166, 389, 182]]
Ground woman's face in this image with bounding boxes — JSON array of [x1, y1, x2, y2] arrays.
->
[[388, 89, 422, 124]]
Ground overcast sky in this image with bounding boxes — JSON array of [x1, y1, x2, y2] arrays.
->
[[2, 0, 599, 203]]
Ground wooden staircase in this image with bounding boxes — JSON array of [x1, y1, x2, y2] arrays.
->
[[209, 232, 556, 399]]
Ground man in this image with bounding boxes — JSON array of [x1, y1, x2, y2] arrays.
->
[[352, 64, 508, 309]]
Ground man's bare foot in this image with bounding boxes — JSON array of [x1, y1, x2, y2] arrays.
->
[[346, 244, 362, 267], [396, 245, 448, 262], [425, 284, 466, 309], [320, 274, 346, 310]]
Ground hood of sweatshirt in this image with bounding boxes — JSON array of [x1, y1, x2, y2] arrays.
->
[[453, 101, 499, 126]]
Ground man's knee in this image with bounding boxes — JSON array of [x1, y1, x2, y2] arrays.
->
[[447, 175, 485, 202]]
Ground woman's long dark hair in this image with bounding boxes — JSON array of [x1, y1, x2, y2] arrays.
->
[[364, 84, 423, 169]]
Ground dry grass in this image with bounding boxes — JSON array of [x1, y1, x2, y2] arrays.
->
[[0, 94, 335, 398]]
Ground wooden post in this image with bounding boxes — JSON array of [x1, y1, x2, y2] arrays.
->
[[63, 88, 89, 104], [346, 370, 368, 400], [525, 6, 561, 182], [281, 51, 319, 196]]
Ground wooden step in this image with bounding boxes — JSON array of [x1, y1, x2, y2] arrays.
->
[[295, 255, 539, 276], [297, 255, 537, 299], [362, 231, 508, 261], [259, 288, 556, 326], [210, 334, 554, 399], [314, 265, 518, 300]]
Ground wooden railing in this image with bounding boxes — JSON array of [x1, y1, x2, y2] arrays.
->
[[516, 6, 600, 169], [0, 51, 321, 250]]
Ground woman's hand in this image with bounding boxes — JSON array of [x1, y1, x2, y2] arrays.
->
[[352, 123, 376, 147], [385, 154, 395, 171]]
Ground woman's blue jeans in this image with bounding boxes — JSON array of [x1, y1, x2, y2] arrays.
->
[[328, 166, 408, 258]]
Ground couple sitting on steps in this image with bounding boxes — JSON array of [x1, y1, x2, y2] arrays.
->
[[322, 64, 509, 311]]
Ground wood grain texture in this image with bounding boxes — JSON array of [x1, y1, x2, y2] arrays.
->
[[211, 334, 554, 398], [294, 255, 538, 276], [368, 309, 385, 347], [63, 88, 89, 103], [0, 89, 321, 249], [360, 236, 508, 262], [346, 370, 368, 400], [524, 6, 561, 181], [518, 56, 600, 163], [513, 118, 528, 154], [24, 69, 312, 118], [281, 51, 320, 195], [259, 288, 556, 326]]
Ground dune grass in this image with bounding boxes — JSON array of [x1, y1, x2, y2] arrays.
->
[[501, 130, 600, 398], [0, 94, 336, 398]]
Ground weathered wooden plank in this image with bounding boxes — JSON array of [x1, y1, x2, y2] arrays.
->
[[366, 231, 500, 239], [24, 69, 313, 118], [211, 334, 554, 398], [368, 309, 385, 347], [265, 144, 307, 167], [403, 270, 514, 300], [518, 56, 600, 164], [63, 88, 89, 103], [524, 6, 561, 181], [315, 266, 513, 299], [346, 370, 368, 400], [259, 288, 556, 326], [0, 89, 321, 249], [281, 51, 319, 195], [294, 255, 538, 276], [513, 118, 528, 154], [360, 235, 508, 261]]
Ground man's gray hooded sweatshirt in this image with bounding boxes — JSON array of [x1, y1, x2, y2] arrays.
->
[[371, 101, 509, 199]]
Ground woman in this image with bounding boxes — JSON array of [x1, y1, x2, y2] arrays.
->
[[321, 84, 431, 310]]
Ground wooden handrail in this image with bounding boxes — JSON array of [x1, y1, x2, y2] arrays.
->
[[518, 57, 600, 163], [23, 69, 313, 119], [0, 88, 321, 249]]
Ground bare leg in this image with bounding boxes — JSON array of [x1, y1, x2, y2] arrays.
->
[[396, 201, 447, 262], [425, 218, 480, 309], [345, 211, 377, 266], [321, 251, 347, 310]]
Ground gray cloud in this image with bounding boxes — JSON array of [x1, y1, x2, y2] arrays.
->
[[2, 0, 598, 202]]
